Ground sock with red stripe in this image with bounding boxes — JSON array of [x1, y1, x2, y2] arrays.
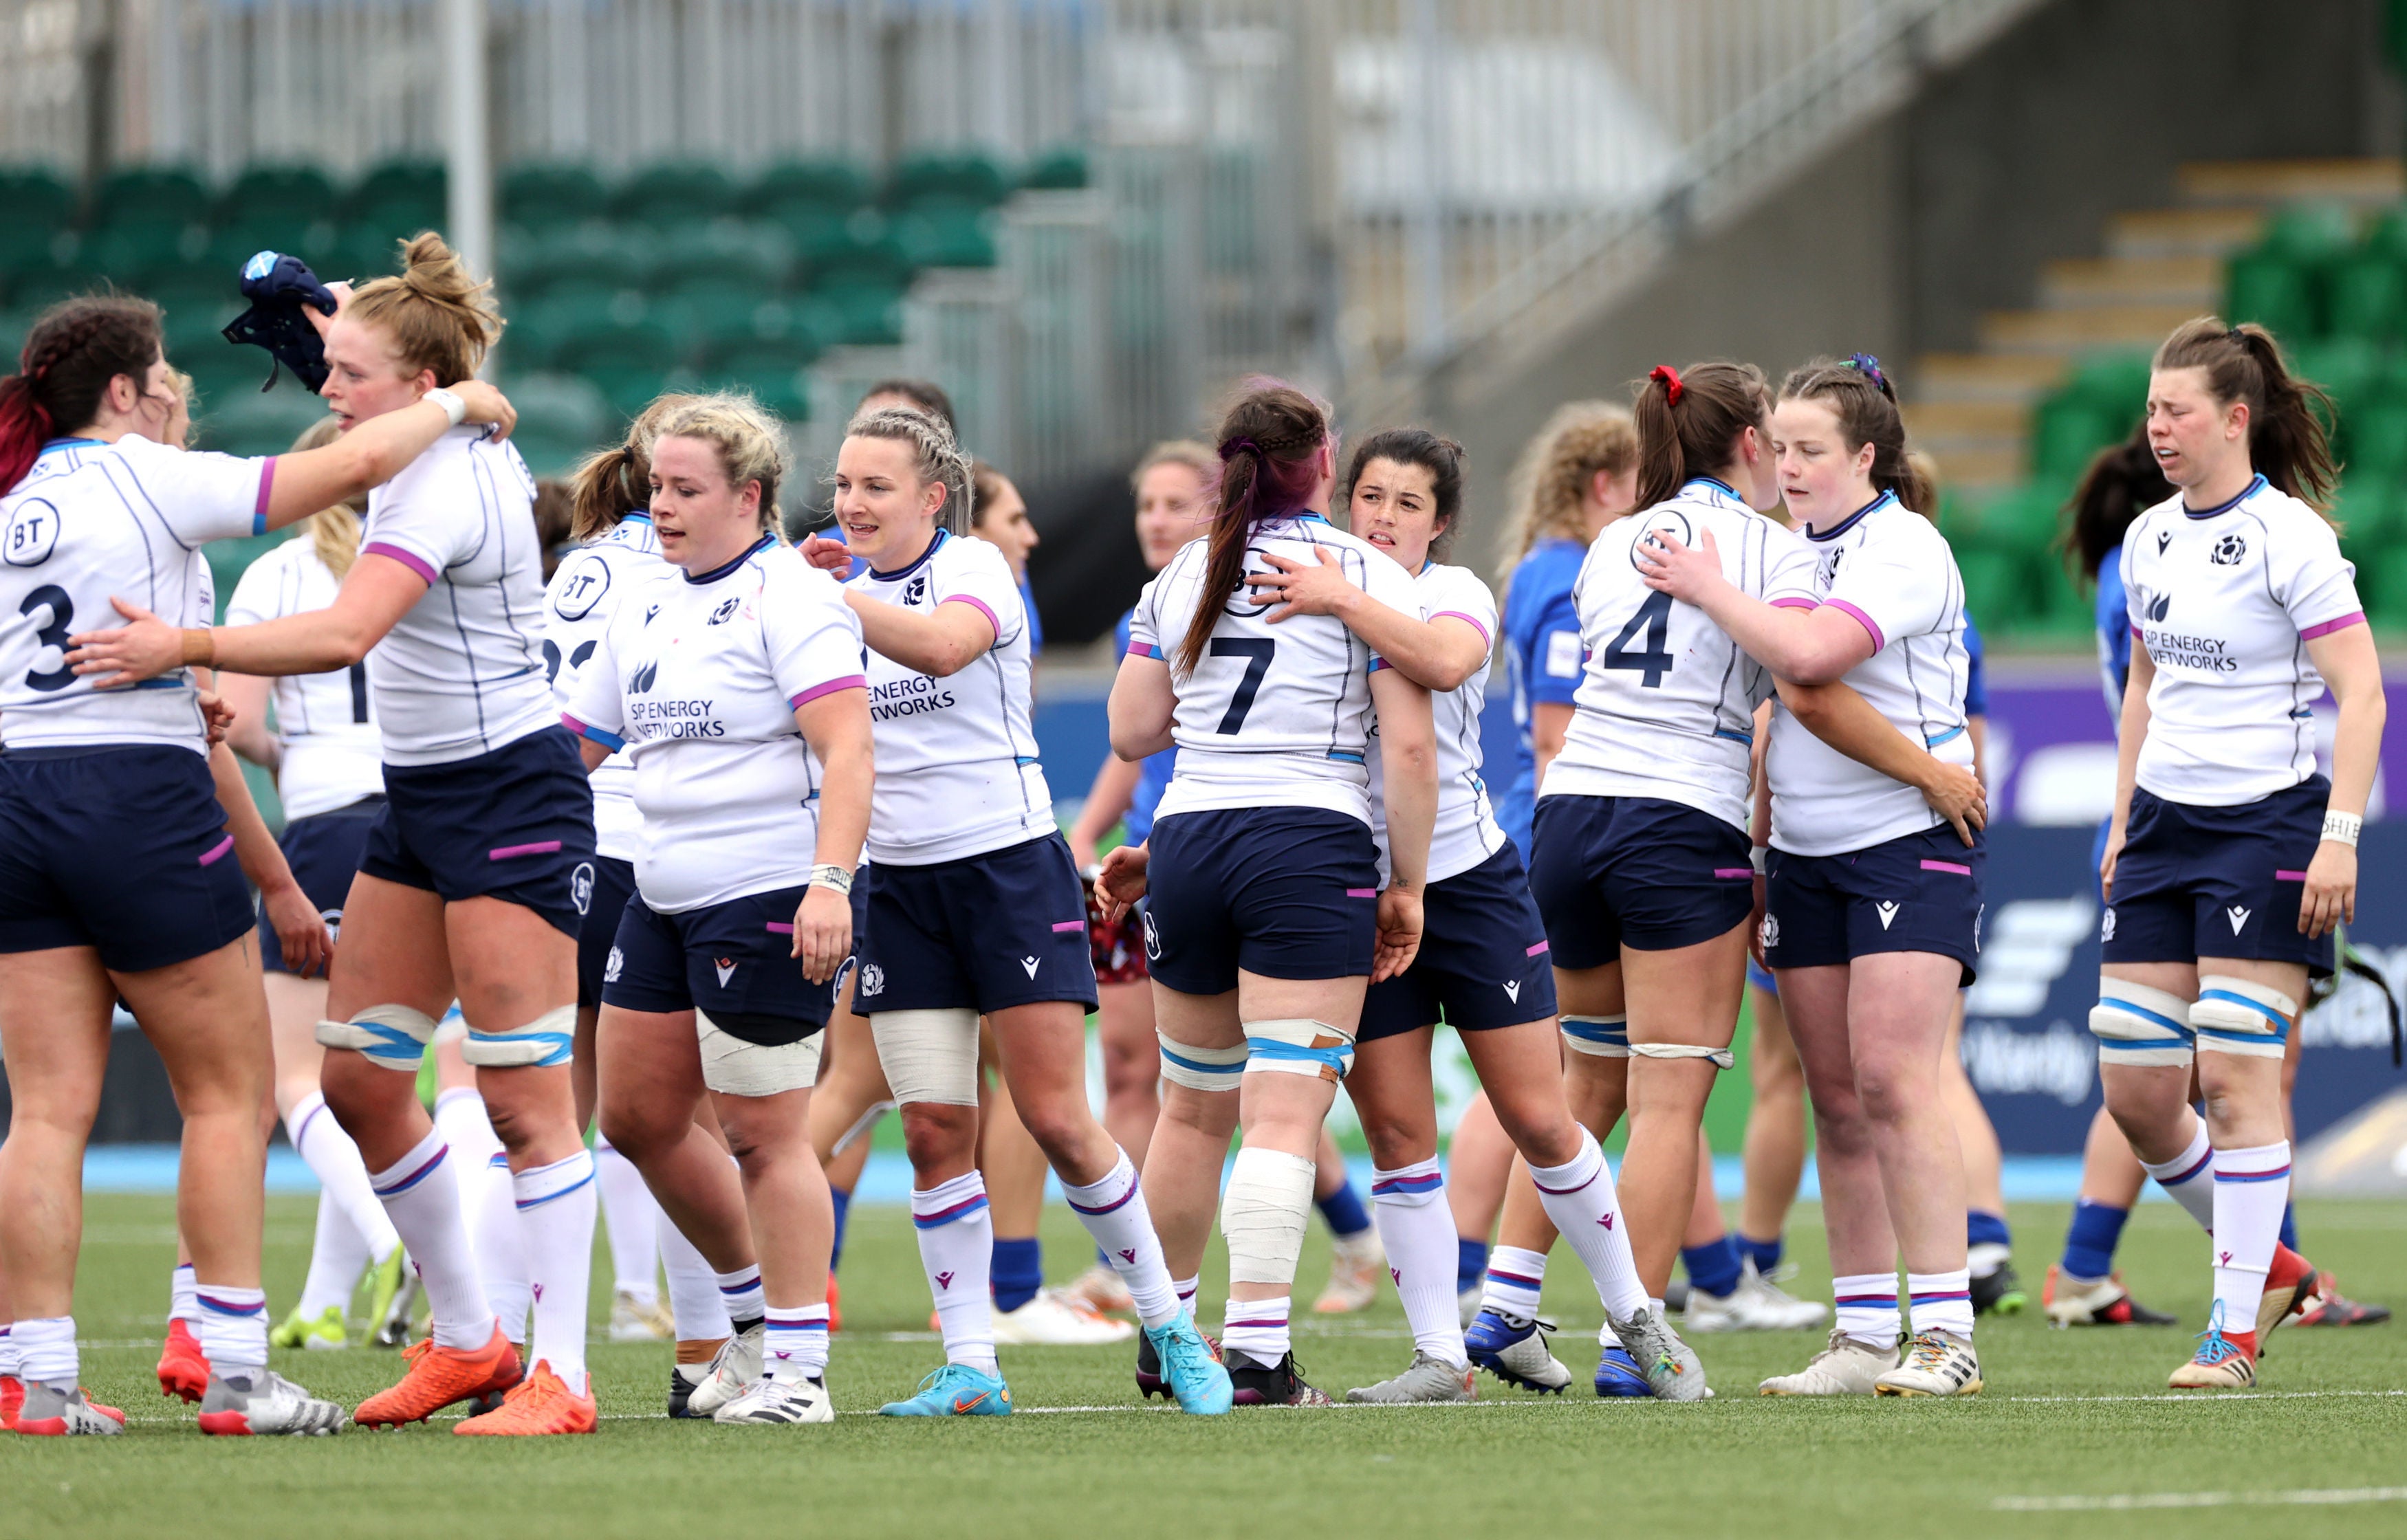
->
[[195, 1285, 268, 1380], [369, 1126, 497, 1351], [1173, 1275, 1200, 1313], [2139, 1117, 2215, 1233], [514, 1149, 596, 1394], [1833, 1273, 1899, 1349], [1371, 1158, 1465, 1367], [1906, 1269, 1973, 1339], [2211, 1141, 2291, 1330], [1060, 1150, 1180, 1328], [1220, 1295, 1291, 1363], [912, 1172, 996, 1374], [1527, 1129, 1649, 1322], [763, 1305, 831, 1382], [1480, 1245, 1548, 1318]]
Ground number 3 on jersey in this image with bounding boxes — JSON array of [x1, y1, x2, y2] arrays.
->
[[1604, 591, 1675, 689]]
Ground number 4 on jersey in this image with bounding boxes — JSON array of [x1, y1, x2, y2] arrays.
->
[[1603, 591, 1675, 688]]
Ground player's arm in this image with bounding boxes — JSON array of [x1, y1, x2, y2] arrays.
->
[[67, 554, 427, 687], [1636, 529, 1875, 684], [256, 384, 516, 531], [1774, 678, 1984, 846], [2300, 619, 2382, 935], [789, 682, 873, 982], [1370, 666, 1436, 984], [1530, 701, 1573, 793], [197, 675, 328, 976], [2100, 642, 2157, 900], [1109, 650, 1176, 762], [1248, 550, 1489, 690], [213, 667, 281, 775], [840, 588, 996, 678]]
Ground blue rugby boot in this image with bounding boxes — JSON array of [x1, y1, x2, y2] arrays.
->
[[1144, 1317, 1232, 1415], [1464, 1308, 1571, 1394], [878, 1363, 1013, 1417], [1594, 1343, 1651, 1398]]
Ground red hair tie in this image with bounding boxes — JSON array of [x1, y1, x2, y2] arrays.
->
[[1650, 364, 1683, 405]]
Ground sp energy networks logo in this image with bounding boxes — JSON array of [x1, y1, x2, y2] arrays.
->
[[629, 659, 660, 694]]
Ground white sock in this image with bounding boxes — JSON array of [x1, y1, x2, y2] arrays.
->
[[297, 1188, 374, 1319], [1371, 1159, 1466, 1367], [1173, 1275, 1200, 1314], [660, 1216, 732, 1341], [195, 1284, 268, 1379], [0, 1322, 18, 1379], [285, 1090, 401, 1264], [169, 1262, 202, 1328], [1906, 1269, 1973, 1339], [368, 1127, 497, 1351], [763, 1304, 831, 1382], [595, 1138, 662, 1306], [2141, 1116, 2215, 1233], [1221, 1295, 1290, 1363], [2211, 1141, 2291, 1334], [1833, 1272, 1900, 1349], [911, 1172, 996, 1374], [433, 1087, 502, 1262], [1060, 1149, 1181, 1330], [14, 1316, 76, 1387], [717, 1264, 765, 1329], [1527, 1130, 1648, 1322], [475, 1150, 530, 1345], [1479, 1246, 1549, 1319], [513, 1148, 597, 1394]]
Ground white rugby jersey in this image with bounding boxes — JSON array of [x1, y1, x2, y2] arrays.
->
[[225, 536, 384, 818], [1366, 560, 1506, 883], [564, 536, 864, 912], [0, 434, 270, 754], [544, 514, 670, 862], [2122, 474, 2364, 806], [1766, 492, 1975, 857], [847, 529, 1054, 866], [1128, 514, 1419, 828], [1545, 479, 1818, 831], [358, 425, 554, 767]]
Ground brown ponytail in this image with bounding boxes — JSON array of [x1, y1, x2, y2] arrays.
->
[[2152, 316, 2338, 512], [566, 392, 699, 540], [1632, 361, 1770, 511], [0, 294, 164, 491], [1176, 380, 1329, 675], [1777, 353, 1933, 513]]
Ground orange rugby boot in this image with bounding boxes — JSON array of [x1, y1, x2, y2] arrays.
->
[[352, 1324, 523, 1429], [156, 1317, 210, 1402], [453, 1360, 596, 1436]]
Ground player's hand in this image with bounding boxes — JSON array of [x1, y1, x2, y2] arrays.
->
[[799, 534, 854, 574], [446, 380, 516, 442], [1096, 842, 1150, 923], [65, 597, 182, 688], [1633, 528, 1725, 604], [261, 880, 333, 978], [1248, 549, 1354, 624], [2098, 822, 2126, 902], [198, 689, 238, 748], [1372, 886, 1423, 983], [303, 279, 353, 339], [792, 883, 853, 984], [2300, 839, 2357, 938], [1916, 758, 1986, 848]]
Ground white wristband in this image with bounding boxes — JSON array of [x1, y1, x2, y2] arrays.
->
[[808, 864, 855, 896], [422, 387, 467, 428], [2322, 811, 2362, 848]]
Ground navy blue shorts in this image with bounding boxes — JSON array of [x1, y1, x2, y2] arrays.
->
[[2102, 778, 2333, 977], [850, 833, 1098, 1017], [0, 746, 254, 974], [601, 883, 831, 1044], [1144, 808, 1378, 996], [1528, 795, 1755, 967], [361, 727, 597, 938], [258, 796, 382, 976], [1360, 842, 1558, 1041], [1763, 825, 1986, 983], [576, 855, 638, 1008]]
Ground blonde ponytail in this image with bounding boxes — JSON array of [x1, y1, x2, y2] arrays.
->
[[345, 232, 503, 386], [287, 417, 367, 577]]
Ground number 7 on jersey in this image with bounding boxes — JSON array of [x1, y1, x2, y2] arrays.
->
[[1209, 637, 1275, 733]]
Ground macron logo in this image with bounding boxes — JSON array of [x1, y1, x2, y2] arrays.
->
[[715, 958, 736, 987], [1118, 1249, 1136, 1264], [935, 1270, 955, 1291], [1020, 955, 1039, 978], [1599, 1214, 1614, 1230], [1503, 980, 1521, 1004], [1875, 901, 1900, 931], [2227, 906, 2252, 934]]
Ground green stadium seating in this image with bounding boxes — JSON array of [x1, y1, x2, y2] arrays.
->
[[651, 221, 794, 292], [746, 159, 874, 213], [2029, 397, 2122, 483], [502, 223, 651, 299], [219, 165, 339, 228], [2325, 254, 2407, 342], [343, 160, 446, 230], [94, 166, 212, 230], [2344, 400, 2407, 477], [1954, 548, 2028, 628], [2288, 334, 2378, 404], [894, 203, 996, 269], [2225, 247, 2320, 339], [0, 166, 77, 230], [1020, 148, 1089, 191], [695, 342, 813, 421], [614, 162, 739, 228], [199, 386, 332, 459], [2368, 547, 2407, 626], [886, 151, 1010, 210], [503, 372, 613, 475], [501, 164, 610, 228]]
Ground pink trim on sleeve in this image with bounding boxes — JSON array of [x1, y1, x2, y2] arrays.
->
[[940, 593, 1001, 641], [1430, 610, 1493, 646], [1126, 640, 1162, 659], [1824, 598, 1885, 652], [362, 541, 438, 586], [789, 675, 867, 710], [1769, 596, 1819, 610], [252, 456, 276, 532], [2298, 611, 2365, 642]]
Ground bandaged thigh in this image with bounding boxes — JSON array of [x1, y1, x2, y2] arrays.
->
[[2190, 976, 2296, 1060], [2089, 981, 2196, 1068], [1243, 1018, 1355, 1081], [1157, 1033, 1248, 1092], [696, 1011, 824, 1097], [869, 1008, 981, 1106], [317, 1004, 439, 1071], [462, 1003, 577, 1068], [1560, 1013, 1630, 1059]]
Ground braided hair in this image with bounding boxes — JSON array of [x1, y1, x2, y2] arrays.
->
[[0, 294, 166, 490], [841, 404, 975, 536]]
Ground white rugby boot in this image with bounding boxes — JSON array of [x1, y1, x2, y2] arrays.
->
[[1758, 1327, 1897, 1396], [1874, 1330, 1982, 1397]]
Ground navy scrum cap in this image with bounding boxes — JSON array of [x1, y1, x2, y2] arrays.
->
[[221, 251, 338, 393]]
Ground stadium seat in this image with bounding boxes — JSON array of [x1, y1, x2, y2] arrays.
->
[[695, 342, 814, 421], [344, 159, 446, 231], [613, 162, 739, 228], [218, 165, 340, 230], [1020, 147, 1089, 190], [656, 288, 814, 366], [94, 166, 213, 230], [894, 203, 997, 269], [503, 371, 613, 474], [199, 386, 331, 459], [2288, 334, 2379, 406], [0, 165, 77, 230], [2261, 201, 2358, 268], [2029, 396, 2122, 484], [886, 151, 1011, 210], [650, 221, 794, 292], [503, 223, 651, 300], [2225, 247, 2321, 340], [2333, 474, 2399, 554], [501, 164, 611, 229], [1954, 548, 2028, 630], [2324, 254, 2407, 342], [745, 158, 873, 214], [2368, 547, 2407, 627], [2344, 401, 2407, 477], [508, 282, 648, 373]]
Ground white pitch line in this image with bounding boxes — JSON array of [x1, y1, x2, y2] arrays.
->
[[1994, 1487, 2407, 1512], [2003, 1389, 2407, 1404]]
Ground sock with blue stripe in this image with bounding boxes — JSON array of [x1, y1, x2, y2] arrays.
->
[[2059, 1199, 2129, 1282], [1316, 1174, 1373, 1239], [1682, 1237, 1745, 1300], [2139, 1117, 2215, 1233], [1060, 1150, 1179, 1328], [1457, 1238, 1490, 1296], [195, 1284, 268, 1380], [1966, 1209, 2011, 1250], [1479, 1246, 1547, 1318], [913, 1172, 997, 1374], [828, 1185, 853, 1272], [2278, 1199, 2299, 1253], [715, 1263, 765, 1330], [1735, 1232, 1783, 1277], [991, 1238, 1044, 1314], [475, 1150, 530, 1345], [1833, 1272, 1899, 1349], [2212, 1141, 2291, 1332], [1906, 1269, 1973, 1339], [1372, 1160, 1466, 1367], [514, 1147, 597, 1394], [369, 1125, 495, 1351], [763, 1304, 831, 1382]]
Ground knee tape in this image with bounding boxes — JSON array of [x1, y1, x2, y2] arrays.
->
[[316, 1005, 438, 1071], [461, 1003, 576, 1068], [695, 1011, 823, 1097], [1243, 1018, 1355, 1082], [1157, 1033, 1248, 1093], [2191, 976, 2296, 1060], [1219, 1146, 1316, 1285], [432, 1004, 466, 1046], [869, 1008, 980, 1106], [1630, 1042, 1736, 1070], [2089, 982, 2196, 1068], [1560, 1013, 1630, 1059]]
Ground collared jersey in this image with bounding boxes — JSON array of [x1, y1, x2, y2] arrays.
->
[[2121, 475, 2363, 806], [848, 528, 1053, 866], [1545, 480, 1817, 832], [1128, 514, 1419, 828], [357, 424, 553, 767], [1366, 561, 1505, 883], [0, 434, 270, 754], [543, 514, 670, 862], [1767, 493, 1976, 857], [564, 538, 864, 912], [1113, 604, 1177, 844], [1496, 536, 1587, 851], [225, 535, 384, 817]]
